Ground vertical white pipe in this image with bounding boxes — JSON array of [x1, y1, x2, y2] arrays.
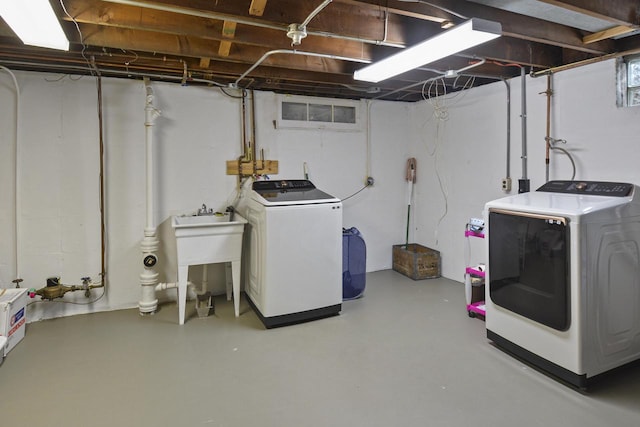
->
[[145, 82, 155, 232], [0, 66, 22, 286], [139, 78, 162, 314], [201, 265, 208, 294]]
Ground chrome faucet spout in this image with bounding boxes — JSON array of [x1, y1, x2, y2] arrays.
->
[[198, 204, 213, 215]]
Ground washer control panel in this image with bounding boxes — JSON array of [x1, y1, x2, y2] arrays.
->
[[537, 180, 633, 197], [253, 179, 316, 192]]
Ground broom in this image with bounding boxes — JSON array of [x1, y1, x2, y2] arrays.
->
[[405, 158, 417, 248]]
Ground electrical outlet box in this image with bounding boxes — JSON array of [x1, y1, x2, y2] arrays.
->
[[501, 177, 512, 192], [469, 218, 485, 228]]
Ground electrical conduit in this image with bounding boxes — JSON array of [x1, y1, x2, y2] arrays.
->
[[101, 0, 402, 49], [544, 74, 552, 182], [234, 49, 370, 87], [519, 67, 529, 193]]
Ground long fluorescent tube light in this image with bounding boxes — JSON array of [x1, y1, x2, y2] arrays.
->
[[354, 18, 501, 83], [0, 0, 70, 51]]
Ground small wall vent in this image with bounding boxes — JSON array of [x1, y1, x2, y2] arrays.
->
[[276, 95, 361, 131]]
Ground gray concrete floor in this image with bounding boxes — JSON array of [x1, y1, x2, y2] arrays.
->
[[1, 270, 639, 426]]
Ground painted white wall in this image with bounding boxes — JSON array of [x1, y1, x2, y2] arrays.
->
[[410, 59, 640, 281], [0, 71, 103, 319], [2, 59, 639, 322], [254, 97, 412, 271], [0, 70, 410, 321]]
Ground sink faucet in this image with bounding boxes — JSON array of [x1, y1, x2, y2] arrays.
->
[[198, 204, 213, 215]]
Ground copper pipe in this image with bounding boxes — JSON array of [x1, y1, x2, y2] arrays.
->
[[96, 71, 107, 286], [250, 90, 257, 176]]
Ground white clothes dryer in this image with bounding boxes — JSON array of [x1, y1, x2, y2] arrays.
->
[[485, 180, 640, 388]]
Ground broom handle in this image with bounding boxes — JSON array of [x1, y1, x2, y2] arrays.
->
[[406, 205, 411, 247]]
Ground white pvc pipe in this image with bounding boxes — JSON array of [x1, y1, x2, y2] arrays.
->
[[139, 78, 162, 314], [201, 265, 208, 294], [0, 66, 21, 285], [144, 80, 160, 233], [155, 281, 194, 292]]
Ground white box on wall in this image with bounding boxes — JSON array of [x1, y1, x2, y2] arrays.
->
[[0, 288, 27, 357]]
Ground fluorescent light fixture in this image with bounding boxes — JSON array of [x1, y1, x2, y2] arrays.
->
[[0, 0, 70, 51], [354, 18, 501, 83]]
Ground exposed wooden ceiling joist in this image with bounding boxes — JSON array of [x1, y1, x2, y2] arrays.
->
[[536, 0, 640, 27], [249, 0, 268, 17], [0, 0, 637, 101]]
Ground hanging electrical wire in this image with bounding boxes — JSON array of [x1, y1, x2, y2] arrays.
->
[[341, 185, 369, 202], [59, 0, 93, 74], [220, 86, 245, 99], [548, 138, 577, 180]]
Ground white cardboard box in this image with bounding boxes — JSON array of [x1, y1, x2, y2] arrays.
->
[[0, 288, 27, 357]]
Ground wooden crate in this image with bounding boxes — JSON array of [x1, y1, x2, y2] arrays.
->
[[392, 244, 441, 280]]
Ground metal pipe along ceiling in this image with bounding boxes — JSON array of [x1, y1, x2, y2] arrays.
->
[[100, 0, 404, 48], [301, 0, 333, 28], [234, 49, 370, 86]]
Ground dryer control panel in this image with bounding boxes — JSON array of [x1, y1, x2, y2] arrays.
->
[[537, 180, 633, 197]]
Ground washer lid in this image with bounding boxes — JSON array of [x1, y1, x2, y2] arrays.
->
[[251, 179, 340, 205]]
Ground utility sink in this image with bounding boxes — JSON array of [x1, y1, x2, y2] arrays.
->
[[171, 212, 247, 324], [173, 213, 245, 228]]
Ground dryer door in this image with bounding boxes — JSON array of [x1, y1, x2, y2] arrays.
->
[[488, 209, 570, 331]]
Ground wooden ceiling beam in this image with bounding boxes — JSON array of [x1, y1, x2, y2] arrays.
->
[[583, 25, 636, 44], [77, 25, 365, 75], [536, 0, 640, 28], [74, 24, 374, 64], [249, 0, 268, 17], [62, 2, 377, 60], [73, 0, 407, 44], [336, 0, 450, 23], [10, 0, 638, 101], [351, 0, 615, 55], [218, 21, 237, 57]]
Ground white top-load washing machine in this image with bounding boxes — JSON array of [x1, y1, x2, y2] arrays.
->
[[485, 180, 640, 388], [239, 179, 342, 328]]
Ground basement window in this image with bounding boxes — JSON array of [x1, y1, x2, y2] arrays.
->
[[277, 96, 360, 130], [617, 55, 640, 107], [627, 57, 640, 106]]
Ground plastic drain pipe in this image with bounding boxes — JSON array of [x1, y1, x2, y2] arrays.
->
[[138, 78, 162, 315], [0, 66, 23, 288]]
